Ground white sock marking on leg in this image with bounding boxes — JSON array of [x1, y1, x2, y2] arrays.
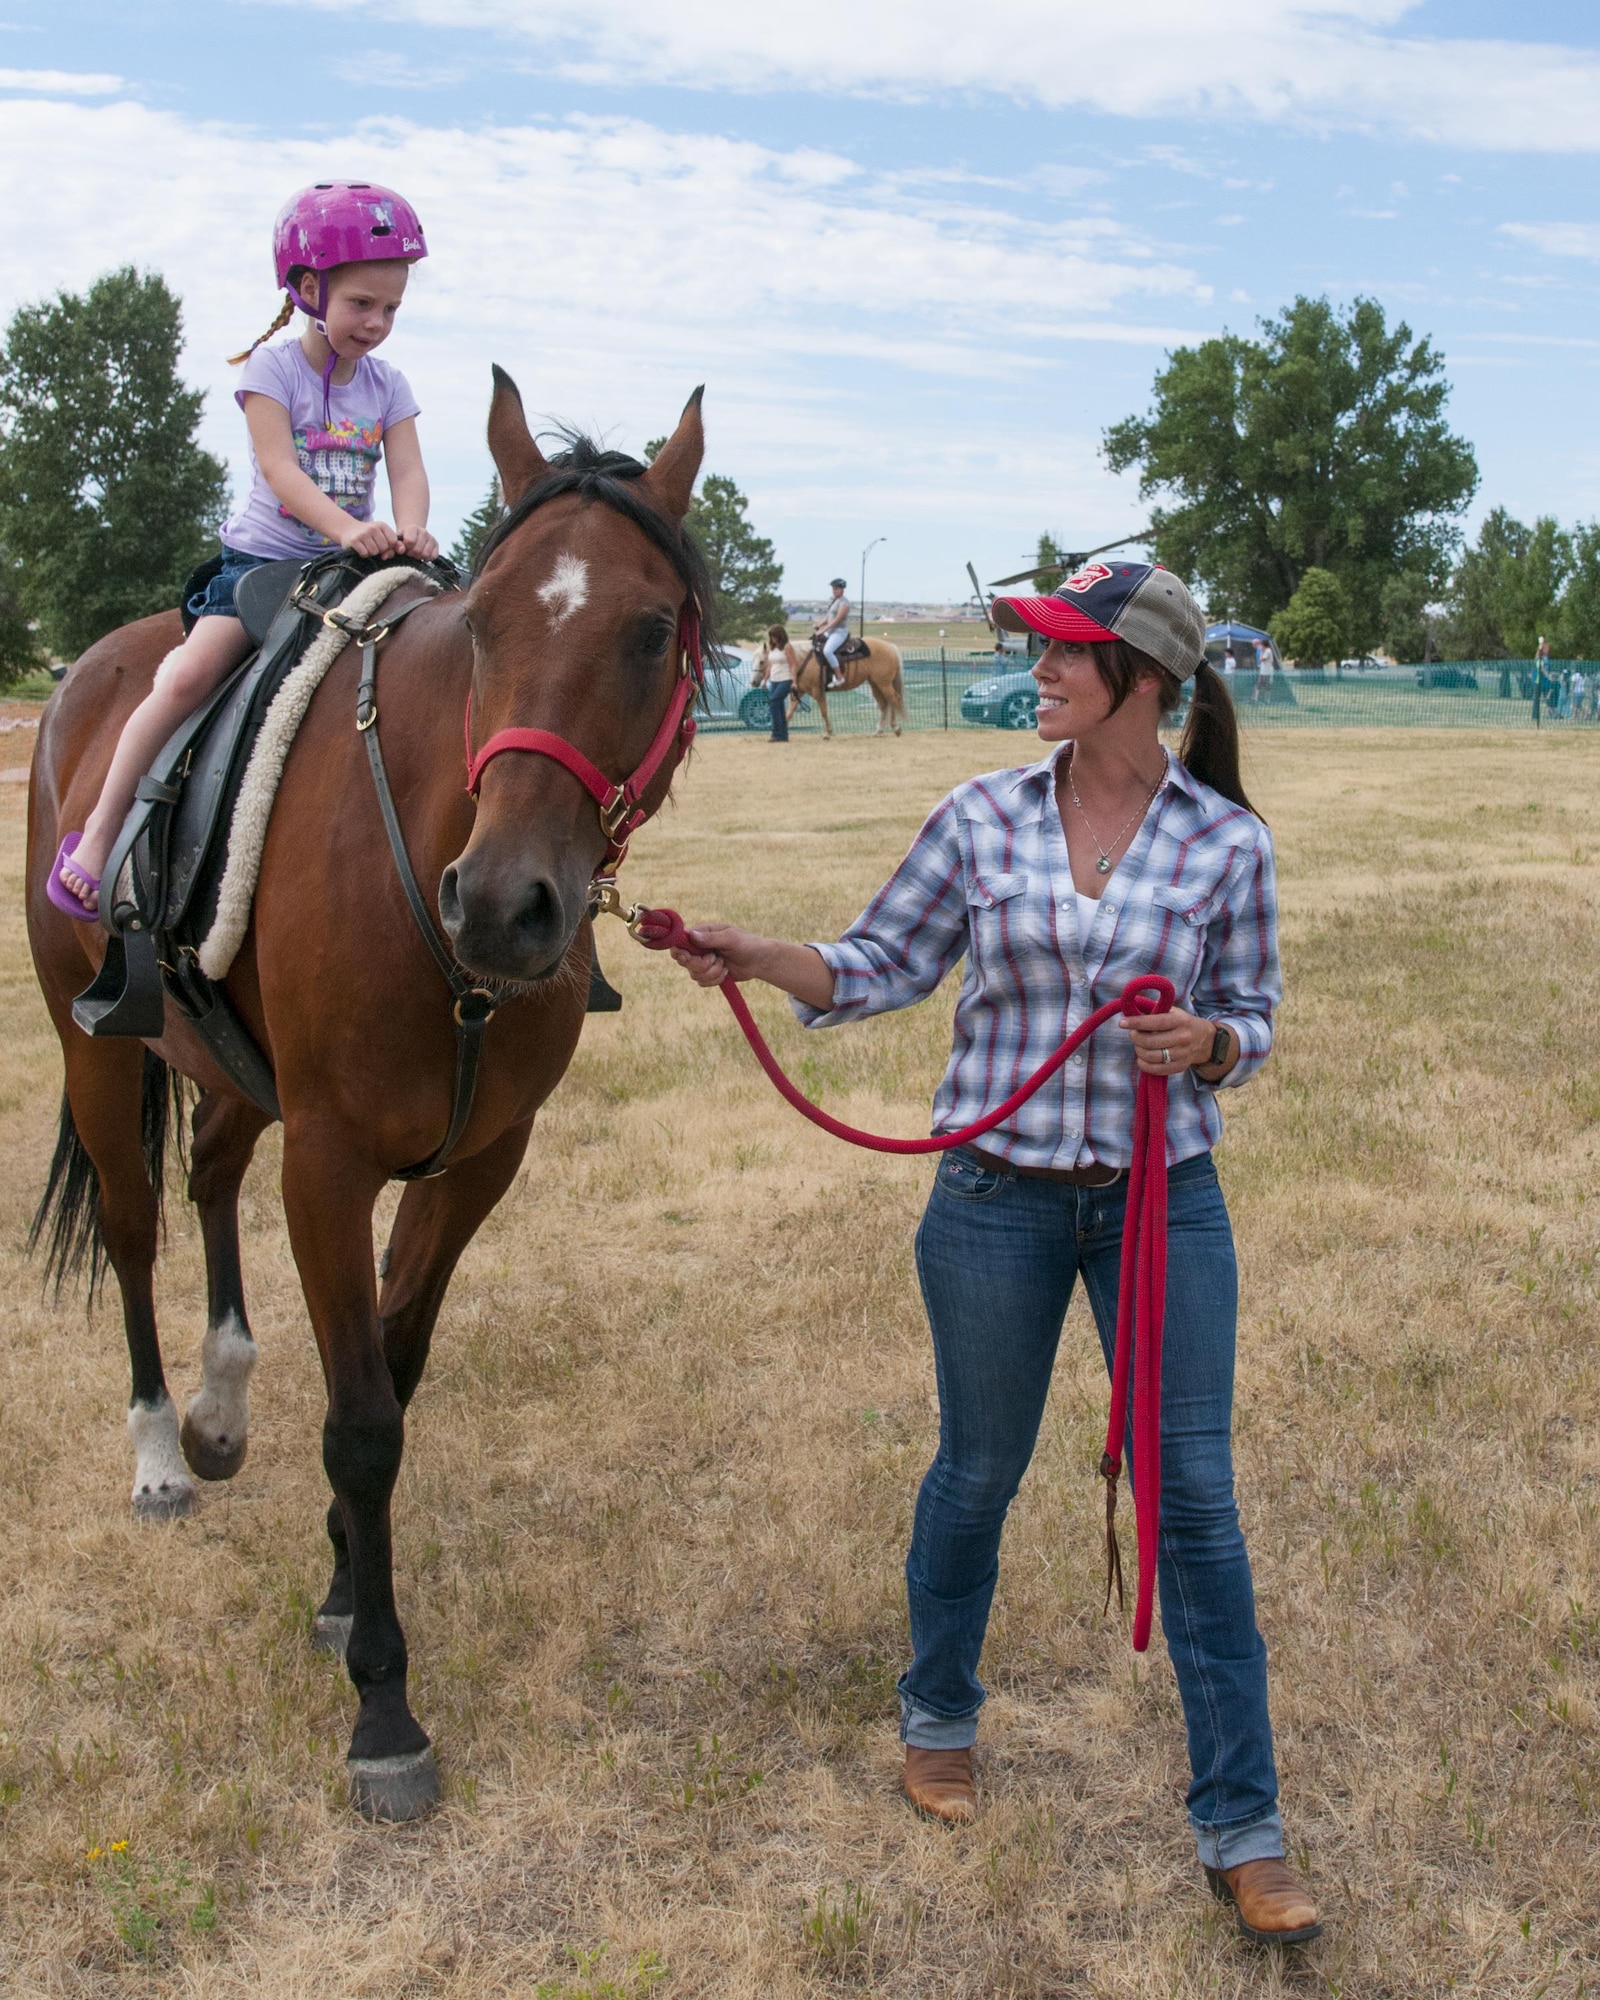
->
[[184, 1310, 258, 1454], [128, 1395, 195, 1508]]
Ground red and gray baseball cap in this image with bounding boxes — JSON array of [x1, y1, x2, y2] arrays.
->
[[993, 561, 1206, 683]]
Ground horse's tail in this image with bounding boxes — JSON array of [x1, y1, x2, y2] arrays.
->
[[888, 644, 906, 718], [29, 1050, 182, 1297]]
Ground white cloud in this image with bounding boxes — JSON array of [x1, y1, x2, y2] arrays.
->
[[0, 96, 1184, 588], [0, 67, 122, 94], [258, 0, 1600, 153], [1501, 222, 1600, 260]]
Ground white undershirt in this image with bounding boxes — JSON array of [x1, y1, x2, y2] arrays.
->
[[1074, 890, 1101, 946]]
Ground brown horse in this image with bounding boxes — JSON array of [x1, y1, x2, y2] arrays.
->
[[786, 637, 906, 737], [25, 371, 712, 1821]]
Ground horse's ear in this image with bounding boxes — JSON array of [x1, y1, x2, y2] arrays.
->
[[487, 365, 550, 507], [642, 385, 705, 522]]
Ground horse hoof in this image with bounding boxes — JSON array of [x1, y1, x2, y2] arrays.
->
[[312, 1613, 352, 1658], [348, 1746, 441, 1823], [180, 1413, 247, 1482], [131, 1481, 196, 1522]]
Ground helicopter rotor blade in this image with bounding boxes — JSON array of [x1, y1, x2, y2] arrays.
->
[[987, 528, 1153, 590], [965, 560, 994, 630]]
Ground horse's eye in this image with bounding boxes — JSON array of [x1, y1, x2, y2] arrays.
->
[[628, 616, 675, 664]]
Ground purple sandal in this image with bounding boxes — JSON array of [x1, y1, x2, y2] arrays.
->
[[47, 834, 101, 923]]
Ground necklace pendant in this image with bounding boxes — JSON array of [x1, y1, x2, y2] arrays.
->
[[1095, 856, 1112, 875]]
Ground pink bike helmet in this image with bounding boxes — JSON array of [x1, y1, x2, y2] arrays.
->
[[273, 181, 427, 317]]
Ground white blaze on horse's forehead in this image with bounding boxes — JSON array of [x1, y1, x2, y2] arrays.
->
[[538, 554, 590, 627]]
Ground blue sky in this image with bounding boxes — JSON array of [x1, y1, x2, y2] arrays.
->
[[1, 1, 1598, 603]]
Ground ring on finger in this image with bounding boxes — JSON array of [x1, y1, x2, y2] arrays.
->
[[1160, 1048, 1171, 1065]]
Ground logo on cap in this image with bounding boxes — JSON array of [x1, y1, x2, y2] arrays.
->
[[1061, 563, 1112, 594]]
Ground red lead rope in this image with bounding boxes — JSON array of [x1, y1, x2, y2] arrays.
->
[[625, 901, 1173, 1650]]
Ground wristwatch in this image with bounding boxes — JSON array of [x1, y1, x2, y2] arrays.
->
[[1204, 1023, 1231, 1070]]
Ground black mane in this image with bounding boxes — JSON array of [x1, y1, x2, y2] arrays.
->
[[475, 429, 719, 653]]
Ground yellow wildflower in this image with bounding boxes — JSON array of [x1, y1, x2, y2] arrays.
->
[[110, 1839, 129, 1853], [85, 1846, 101, 1861]]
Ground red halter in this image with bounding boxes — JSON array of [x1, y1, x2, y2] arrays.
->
[[463, 603, 703, 870]]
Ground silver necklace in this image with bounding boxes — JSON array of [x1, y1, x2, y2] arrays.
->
[[1067, 756, 1165, 875]]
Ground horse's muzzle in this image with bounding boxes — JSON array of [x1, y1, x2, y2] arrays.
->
[[437, 851, 580, 983]]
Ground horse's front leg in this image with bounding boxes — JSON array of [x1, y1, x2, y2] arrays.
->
[[816, 686, 832, 738], [313, 1121, 534, 1659], [281, 1122, 438, 1822]]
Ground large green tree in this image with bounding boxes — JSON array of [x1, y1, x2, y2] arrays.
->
[[1439, 509, 1570, 659], [644, 440, 783, 639], [0, 267, 228, 660], [1104, 295, 1478, 650], [1559, 522, 1600, 659]]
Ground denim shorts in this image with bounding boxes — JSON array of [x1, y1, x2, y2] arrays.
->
[[186, 545, 273, 622]]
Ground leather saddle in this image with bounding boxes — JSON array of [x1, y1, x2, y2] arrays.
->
[[812, 632, 871, 669], [70, 551, 457, 1115]]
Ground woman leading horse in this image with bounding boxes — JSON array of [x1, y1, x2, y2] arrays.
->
[[27, 372, 712, 1821], [669, 563, 1321, 1947]]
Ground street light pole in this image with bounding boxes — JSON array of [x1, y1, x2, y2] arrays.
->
[[859, 536, 886, 638]]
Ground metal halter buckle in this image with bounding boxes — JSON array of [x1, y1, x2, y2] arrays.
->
[[590, 879, 643, 934], [599, 791, 633, 842]]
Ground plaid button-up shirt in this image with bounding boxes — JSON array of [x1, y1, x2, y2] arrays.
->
[[794, 744, 1280, 1169]]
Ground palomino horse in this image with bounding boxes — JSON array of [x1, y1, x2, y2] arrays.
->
[[786, 638, 906, 737], [26, 372, 713, 1821]]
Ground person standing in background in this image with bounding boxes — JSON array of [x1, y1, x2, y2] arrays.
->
[[761, 624, 797, 742]]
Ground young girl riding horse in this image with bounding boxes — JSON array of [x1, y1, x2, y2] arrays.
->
[[51, 180, 438, 919]]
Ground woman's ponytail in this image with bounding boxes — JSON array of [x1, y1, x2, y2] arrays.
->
[[1179, 659, 1259, 818], [227, 293, 295, 366]]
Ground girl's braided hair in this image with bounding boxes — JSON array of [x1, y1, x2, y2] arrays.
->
[[227, 288, 298, 367]]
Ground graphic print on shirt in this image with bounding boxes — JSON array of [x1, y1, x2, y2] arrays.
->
[[284, 417, 384, 528]]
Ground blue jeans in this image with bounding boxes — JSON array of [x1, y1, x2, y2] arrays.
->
[[902, 1146, 1283, 1869], [187, 544, 272, 621], [769, 683, 791, 741]]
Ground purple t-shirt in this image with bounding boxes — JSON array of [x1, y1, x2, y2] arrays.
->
[[221, 338, 420, 560]]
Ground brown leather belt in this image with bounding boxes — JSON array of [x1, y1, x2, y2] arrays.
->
[[965, 1144, 1123, 1188]]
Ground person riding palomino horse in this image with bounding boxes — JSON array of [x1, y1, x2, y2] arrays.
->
[[782, 633, 907, 738], [814, 577, 853, 687]]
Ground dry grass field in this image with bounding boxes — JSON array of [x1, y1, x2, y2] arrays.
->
[[3, 726, 1600, 1997]]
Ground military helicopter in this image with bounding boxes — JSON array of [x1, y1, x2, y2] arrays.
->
[[965, 532, 1153, 648]]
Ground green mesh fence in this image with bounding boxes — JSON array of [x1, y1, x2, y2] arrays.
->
[[702, 654, 1600, 737]]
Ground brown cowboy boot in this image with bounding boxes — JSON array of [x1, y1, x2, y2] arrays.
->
[[1204, 1857, 1322, 1945], [903, 1745, 976, 1823]]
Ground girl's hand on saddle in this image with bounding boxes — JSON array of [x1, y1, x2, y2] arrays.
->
[[669, 921, 766, 988], [1120, 1005, 1217, 1076], [397, 524, 439, 561], [339, 516, 401, 558]]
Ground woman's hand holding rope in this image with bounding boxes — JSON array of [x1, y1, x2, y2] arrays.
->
[[670, 922, 836, 1011], [1122, 1005, 1235, 1081]]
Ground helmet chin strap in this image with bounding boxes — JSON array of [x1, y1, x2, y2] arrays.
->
[[319, 339, 338, 428], [304, 275, 338, 427]]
